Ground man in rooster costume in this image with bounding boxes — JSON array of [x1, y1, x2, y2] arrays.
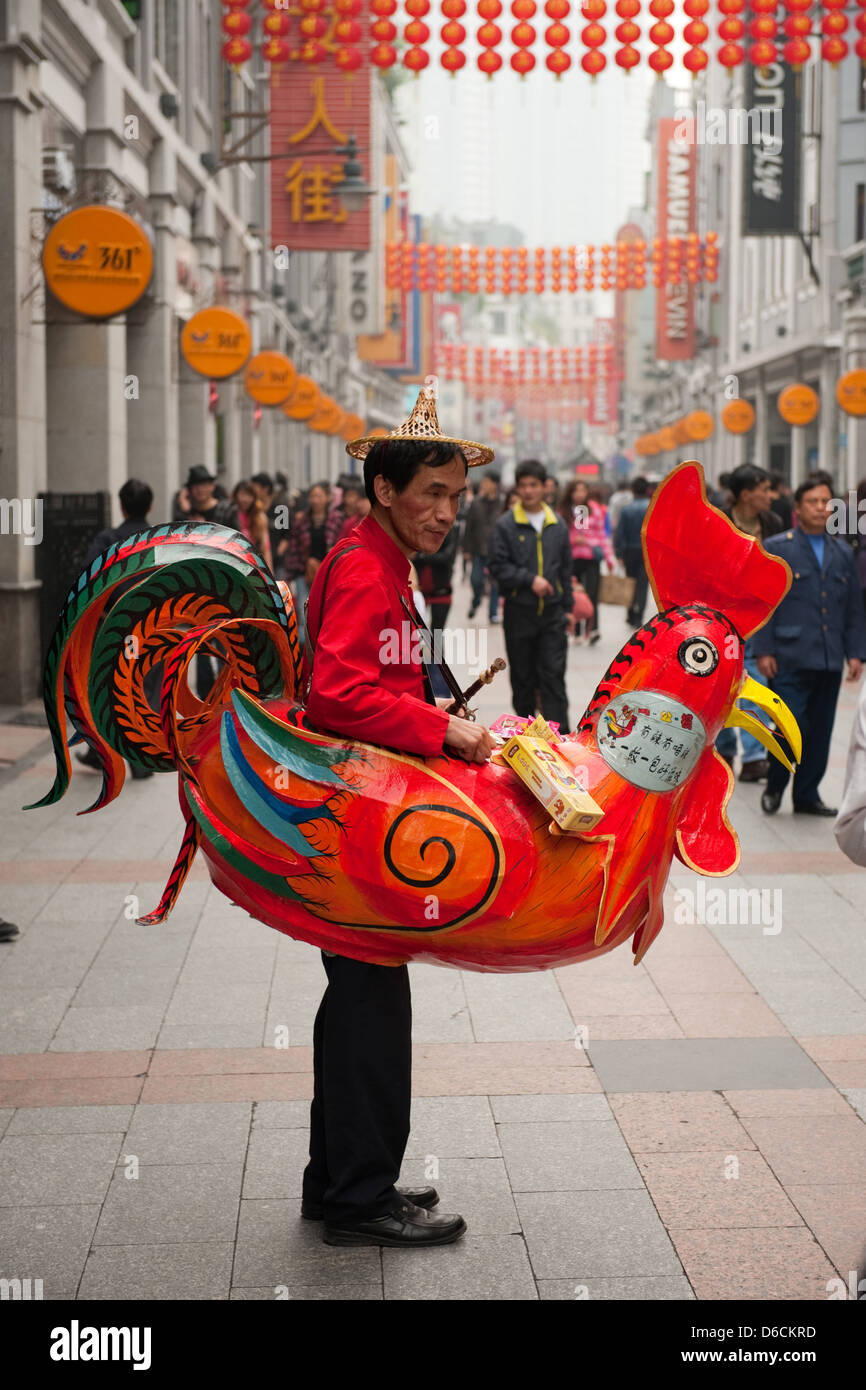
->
[[299, 387, 496, 1247], [31, 453, 808, 1256]]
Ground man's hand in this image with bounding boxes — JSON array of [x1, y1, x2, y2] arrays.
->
[[177, 487, 190, 513], [444, 715, 495, 763], [531, 575, 554, 598], [847, 658, 863, 682], [436, 696, 466, 715], [305, 556, 321, 586], [756, 654, 777, 680]]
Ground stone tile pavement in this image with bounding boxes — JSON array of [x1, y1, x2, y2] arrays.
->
[[1, 585, 865, 1301]]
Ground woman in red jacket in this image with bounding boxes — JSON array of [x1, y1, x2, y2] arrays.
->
[[559, 479, 615, 646]]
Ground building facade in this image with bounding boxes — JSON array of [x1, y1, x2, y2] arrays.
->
[[0, 0, 403, 704]]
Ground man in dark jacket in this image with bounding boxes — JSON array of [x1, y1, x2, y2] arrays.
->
[[754, 472, 866, 817], [614, 476, 652, 626], [721, 463, 784, 544], [716, 464, 784, 781], [463, 470, 502, 622], [488, 459, 572, 731]]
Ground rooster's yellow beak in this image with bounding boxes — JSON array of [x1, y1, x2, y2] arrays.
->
[[724, 675, 802, 774]]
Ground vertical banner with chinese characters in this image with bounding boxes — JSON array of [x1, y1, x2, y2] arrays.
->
[[656, 117, 696, 361], [270, 69, 372, 251], [589, 318, 618, 429], [742, 63, 801, 236]]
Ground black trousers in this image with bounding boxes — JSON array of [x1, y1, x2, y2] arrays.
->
[[765, 668, 843, 805], [302, 951, 412, 1226], [503, 602, 570, 732], [572, 557, 601, 634], [623, 547, 649, 624]]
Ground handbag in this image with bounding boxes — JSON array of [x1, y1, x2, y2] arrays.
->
[[598, 572, 636, 607]]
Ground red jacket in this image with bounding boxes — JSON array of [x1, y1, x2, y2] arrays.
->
[[302, 515, 450, 758]]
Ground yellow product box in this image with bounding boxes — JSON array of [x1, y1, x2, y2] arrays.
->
[[496, 734, 604, 833]]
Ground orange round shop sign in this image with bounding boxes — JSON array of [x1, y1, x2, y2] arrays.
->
[[244, 351, 297, 406], [836, 369, 866, 418], [778, 382, 819, 427], [282, 376, 320, 421], [340, 413, 365, 442], [673, 418, 691, 446], [642, 433, 661, 456], [633, 435, 649, 456], [181, 307, 252, 379], [721, 399, 756, 434], [308, 397, 343, 434], [685, 410, 715, 442], [42, 205, 153, 318], [657, 426, 677, 452]]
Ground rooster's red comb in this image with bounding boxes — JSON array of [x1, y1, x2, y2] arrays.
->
[[641, 462, 792, 638]]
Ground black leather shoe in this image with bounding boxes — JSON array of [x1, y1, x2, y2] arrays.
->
[[793, 800, 838, 817], [323, 1200, 466, 1248], [0, 918, 20, 943], [301, 1185, 439, 1222], [740, 758, 769, 783], [761, 790, 782, 814]]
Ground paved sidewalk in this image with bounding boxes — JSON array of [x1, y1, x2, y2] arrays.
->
[[1, 580, 865, 1301]]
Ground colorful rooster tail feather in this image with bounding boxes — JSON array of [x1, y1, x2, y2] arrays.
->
[[641, 462, 792, 638], [25, 523, 300, 815]]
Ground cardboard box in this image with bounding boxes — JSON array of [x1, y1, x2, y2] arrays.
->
[[496, 733, 604, 834]]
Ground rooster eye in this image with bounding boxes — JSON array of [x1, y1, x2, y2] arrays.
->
[[678, 637, 718, 676]]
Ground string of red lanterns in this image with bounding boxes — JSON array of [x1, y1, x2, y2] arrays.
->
[[220, 2, 863, 77], [387, 235, 719, 294], [434, 341, 618, 386]]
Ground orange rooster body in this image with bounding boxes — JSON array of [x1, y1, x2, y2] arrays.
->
[[28, 464, 801, 972]]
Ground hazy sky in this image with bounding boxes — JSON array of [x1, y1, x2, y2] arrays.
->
[[395, 57, 656, 246]]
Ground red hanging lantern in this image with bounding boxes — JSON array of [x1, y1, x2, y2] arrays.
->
[[335, 45, 363, 71], [544, 0, 571, 74], [263, 36, 291, 64], [614, 0, 640, 68], [333, 16, 362, 40], [370, 0, 398, 66], [647, 0, 673, 73], [511, 0, 537, 73], [222, 36, 253, 65], [821, 34, 848, 61], [262, 10, 290, 37], [222, 9, 252, 37], [581, 0, 607, 72], [478, 0, 504, 74], [747, 0, 778, 63], [717, 0, 745, 64]]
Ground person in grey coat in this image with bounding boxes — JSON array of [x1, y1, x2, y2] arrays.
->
[[488, 459, 573, 731], [835, 676, 866, 865]]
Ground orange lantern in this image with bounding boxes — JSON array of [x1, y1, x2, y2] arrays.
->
[[657, 425, 677, 451]]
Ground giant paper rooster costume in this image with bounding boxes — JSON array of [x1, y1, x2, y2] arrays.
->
[[28, 452, 800, 972]]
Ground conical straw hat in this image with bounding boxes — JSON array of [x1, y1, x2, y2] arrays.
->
[[346, 385, 494, 467]]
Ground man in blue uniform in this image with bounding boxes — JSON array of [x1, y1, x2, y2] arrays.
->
[[753, 472, 866, 816]]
